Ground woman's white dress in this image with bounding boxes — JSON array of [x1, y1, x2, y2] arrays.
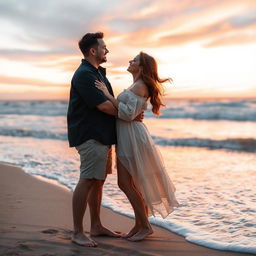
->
[[116, 89, 178, 218]]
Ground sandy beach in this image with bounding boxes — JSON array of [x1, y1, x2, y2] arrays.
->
[[0, 163, 253, 256]]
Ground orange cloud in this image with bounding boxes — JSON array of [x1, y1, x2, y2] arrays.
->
[[35, 56, 81, 72], [1, 0, 255, 100], [205, 30, 256, 47], [0, 75, 69, 88], [102, 0, 256, 49], [159, 20, 256, 47]]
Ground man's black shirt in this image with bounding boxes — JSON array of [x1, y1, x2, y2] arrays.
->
[[67, 59, 117, 147]]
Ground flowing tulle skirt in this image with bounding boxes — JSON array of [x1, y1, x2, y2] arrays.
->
[[116, 119, 179, 218]]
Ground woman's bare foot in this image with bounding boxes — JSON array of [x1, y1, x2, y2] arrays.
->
[[71, 232, 97, 247], [122, 226, 140, 238], [90, 225, 121, 237], [127, 227, 153, 242]]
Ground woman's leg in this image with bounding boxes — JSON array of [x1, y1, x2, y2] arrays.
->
[[131, 180, 149, 217], [117, 159, 153, 241]]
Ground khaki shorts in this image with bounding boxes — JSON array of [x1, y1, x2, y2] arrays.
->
[[76, 139, 112, 180]]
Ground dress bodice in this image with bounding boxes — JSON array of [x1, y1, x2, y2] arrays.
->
[[117, 90, 147, 122]]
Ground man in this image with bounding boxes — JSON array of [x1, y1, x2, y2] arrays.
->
[[67, 32, 119, 247]]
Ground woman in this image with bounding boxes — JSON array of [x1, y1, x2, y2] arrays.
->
[[95, 52, 179, 241]]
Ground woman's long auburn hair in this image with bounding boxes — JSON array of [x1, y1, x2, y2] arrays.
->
[[139, 52, 172, 116]]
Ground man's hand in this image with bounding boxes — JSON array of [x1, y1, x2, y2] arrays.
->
[[134, 111, 144, 122]]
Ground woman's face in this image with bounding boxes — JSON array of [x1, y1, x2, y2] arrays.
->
[[127, 55, 141, 74]]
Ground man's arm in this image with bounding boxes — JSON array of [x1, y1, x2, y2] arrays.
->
[[97, 100, 118, 116]]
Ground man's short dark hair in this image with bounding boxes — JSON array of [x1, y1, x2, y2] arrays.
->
[[78, 32, 104, 56]]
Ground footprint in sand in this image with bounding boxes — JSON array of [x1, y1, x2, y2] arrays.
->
[[41, 229, 59, 234], [18, 243, 32, 251]]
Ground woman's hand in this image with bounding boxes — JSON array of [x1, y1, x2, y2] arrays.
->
[[95, 80, 110, 96], [95, 80, 118, 108]]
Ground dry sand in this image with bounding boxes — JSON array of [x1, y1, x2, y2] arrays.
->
[[0, 163, 253, 256]]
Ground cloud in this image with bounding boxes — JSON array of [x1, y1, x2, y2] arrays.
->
[[229, 9, 256, 27], [36, 57, 81, 72], [204, 27, 256, 47], [158, 19, 235, 46], [0, 75, 69, 87], [1, 0, 255, 60], [107, 17, 163, 33], [0, 48, 75, 61], [0, 0, 120, 54], [113, 8, 256, 48], [1, 0, 256, 99]]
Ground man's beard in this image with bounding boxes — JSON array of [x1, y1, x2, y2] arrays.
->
[[95, 52, 106, 64]]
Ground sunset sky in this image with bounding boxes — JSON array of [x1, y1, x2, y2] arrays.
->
[[0, 0, 255, 100]]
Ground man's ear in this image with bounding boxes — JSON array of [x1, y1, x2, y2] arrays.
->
[[90, 48, 96, 56]]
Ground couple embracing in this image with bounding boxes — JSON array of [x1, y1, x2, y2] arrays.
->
[[67, 32, 178, 247]]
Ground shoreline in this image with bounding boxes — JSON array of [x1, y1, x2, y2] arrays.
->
[[0, 163, 253, 256]]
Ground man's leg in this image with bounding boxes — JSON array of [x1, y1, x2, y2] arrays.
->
[[72, 178, 98, 247], [88, 179, 104, 228], [88, 179, 120, 237]]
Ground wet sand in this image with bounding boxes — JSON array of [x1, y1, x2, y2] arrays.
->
[[0, 163, 253, 256]]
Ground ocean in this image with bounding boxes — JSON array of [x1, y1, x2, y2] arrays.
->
[[0, 98, 255, 254]]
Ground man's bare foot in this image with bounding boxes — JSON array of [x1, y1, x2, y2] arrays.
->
[[122, 226, 140, 238], [90, 226, 121, 237], [71, 232, 98, 247], [127, 227, 153, 242]]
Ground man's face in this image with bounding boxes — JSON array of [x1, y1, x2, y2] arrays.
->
[[95, 39, 109, 64]]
